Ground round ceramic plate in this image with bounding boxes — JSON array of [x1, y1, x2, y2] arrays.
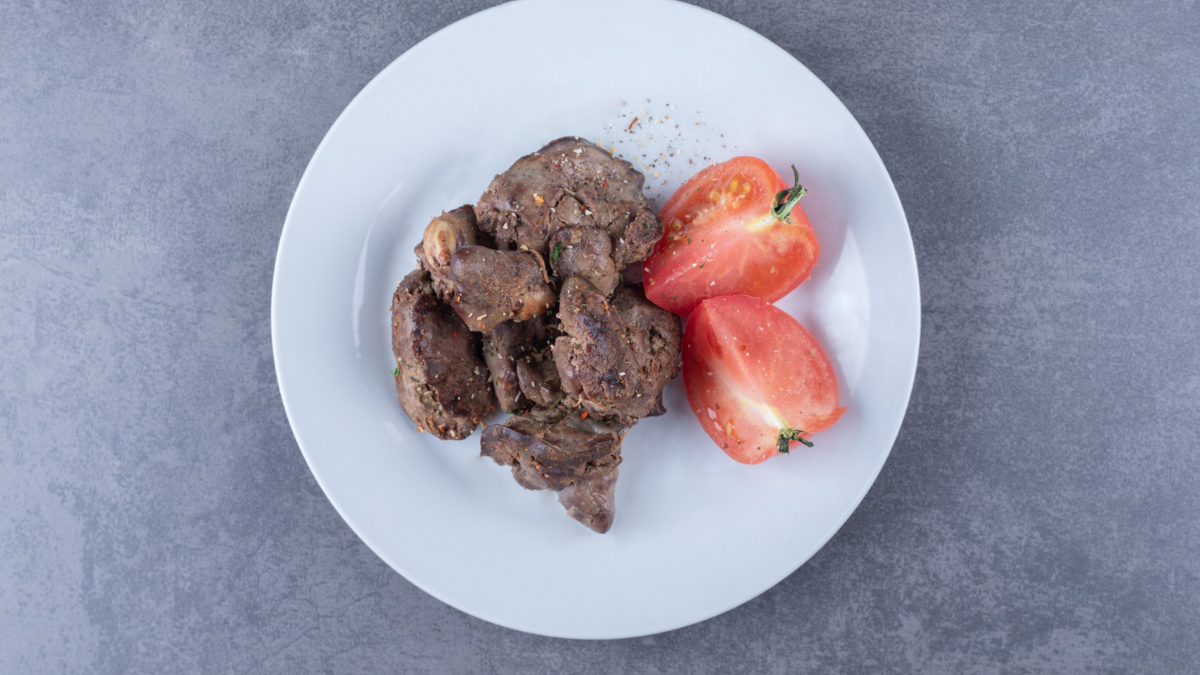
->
[[272, 0, 919, 639]]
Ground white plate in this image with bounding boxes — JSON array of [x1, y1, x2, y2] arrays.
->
[[272, 0, 919, 639]]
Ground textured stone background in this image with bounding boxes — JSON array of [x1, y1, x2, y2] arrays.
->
[[2, 0, 1198, 672]]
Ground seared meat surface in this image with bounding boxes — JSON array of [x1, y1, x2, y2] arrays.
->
[[552, 277, 682, 424], [549, 226, 620, 295], [391, 269, 494, 439], [556, 465, 618, 534], [475, 137, 663, 267], [515, 348, 561, 408], [389, 138, 683, 533], [609, 281, 683, 416], [416, 205, 482, 303], [449, 245, 556, 332], [480, 408, 625, 532], [481, 318, 557, 412]]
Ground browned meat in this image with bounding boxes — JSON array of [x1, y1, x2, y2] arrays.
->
[[480, 408, 625, 532], [556, 464, 618, 534], [549, 226, 620, 295], [515, 347, 561, 408], [610, 282, 684, 416], [479, 318, 537, 412], [607, 208, 662, 268], [481, 320, 531, 413], [475, 137, 663, 267], [482, 317, 561, 413], [415, 205, 481, 303], [395, 139, 676, 533], [553, 277, 682, 424], [391, 269, 494, 439], [448, 245, 556, 332]]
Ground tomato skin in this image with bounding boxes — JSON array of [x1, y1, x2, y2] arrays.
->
[[683, 295, 844, 464], [644, 157, 819, 315]]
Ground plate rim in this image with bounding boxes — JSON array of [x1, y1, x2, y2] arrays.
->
[[271, 0, 921, 639]]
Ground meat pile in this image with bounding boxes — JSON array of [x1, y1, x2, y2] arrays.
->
[[390, 137, 681, 533]]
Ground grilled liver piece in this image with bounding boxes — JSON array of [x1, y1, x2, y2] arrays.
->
[[480, 408, 625, 533], [481, 317, 559, 413], [447, 245, 556, 332], [476, 137, 663, 268], [553, 277, 682, 425], [391, 268, 493, 439]]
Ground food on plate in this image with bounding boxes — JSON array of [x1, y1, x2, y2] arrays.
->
[[416, 205, 487, 303], [480, 317, 559, 413], [475, 137, 662, 266], [554, 277, 682, 425], [548, 225, 621, 295], [514, 338, 562, 409], [481, 406, 626, 533], [392, 140, 844, 527], [682, 295, 844, 464], [643, 157, 819, 315], [447, 245, 557, 332], [650, 158, 845, 461], [390, 137, 678, 532], [391, 268, 495, 440]]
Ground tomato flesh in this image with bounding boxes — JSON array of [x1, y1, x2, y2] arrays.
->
[[683, 295, 845, 464], [644, 157, 819, 315]]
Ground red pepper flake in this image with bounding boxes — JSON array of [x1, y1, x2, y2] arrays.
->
[[626, 116, 639, 132], [581, 411, 589, 419], [453, 332, 459, 338]]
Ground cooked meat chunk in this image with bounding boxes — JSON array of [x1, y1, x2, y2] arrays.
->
[[549, 226, 620, 295], [481, 320, 530, 413], [480, 409, 625, 532], [481, 410, 622, 491], [557, 464, 618, 534], [391, 269, 494, 439], [416, 205, 481, 303], [515, 348, 561, 408], [481, 318, 554, 412], [475, 137, 663, 265], [393, 138, 676, 533], [609, 282, 684, 416], [607, 207, 662, 267], [449, 245, 556, 332], [553, 277, 682, 423]]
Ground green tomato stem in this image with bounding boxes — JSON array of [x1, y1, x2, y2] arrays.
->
[[772, 164, 808, 222]]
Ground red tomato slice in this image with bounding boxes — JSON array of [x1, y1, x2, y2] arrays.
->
[[644, 157, 818, 315], [683, 295, 845, 464]]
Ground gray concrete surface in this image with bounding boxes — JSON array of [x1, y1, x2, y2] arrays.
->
[[2, 0, 1198, 672]]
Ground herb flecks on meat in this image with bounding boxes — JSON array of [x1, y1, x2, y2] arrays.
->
[[390, 269, 494, 440], [476, 137, 663, 269]]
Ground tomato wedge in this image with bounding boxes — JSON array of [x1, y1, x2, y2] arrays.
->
[[644, 157, 818, 315], [683, 295, 844, 464]]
